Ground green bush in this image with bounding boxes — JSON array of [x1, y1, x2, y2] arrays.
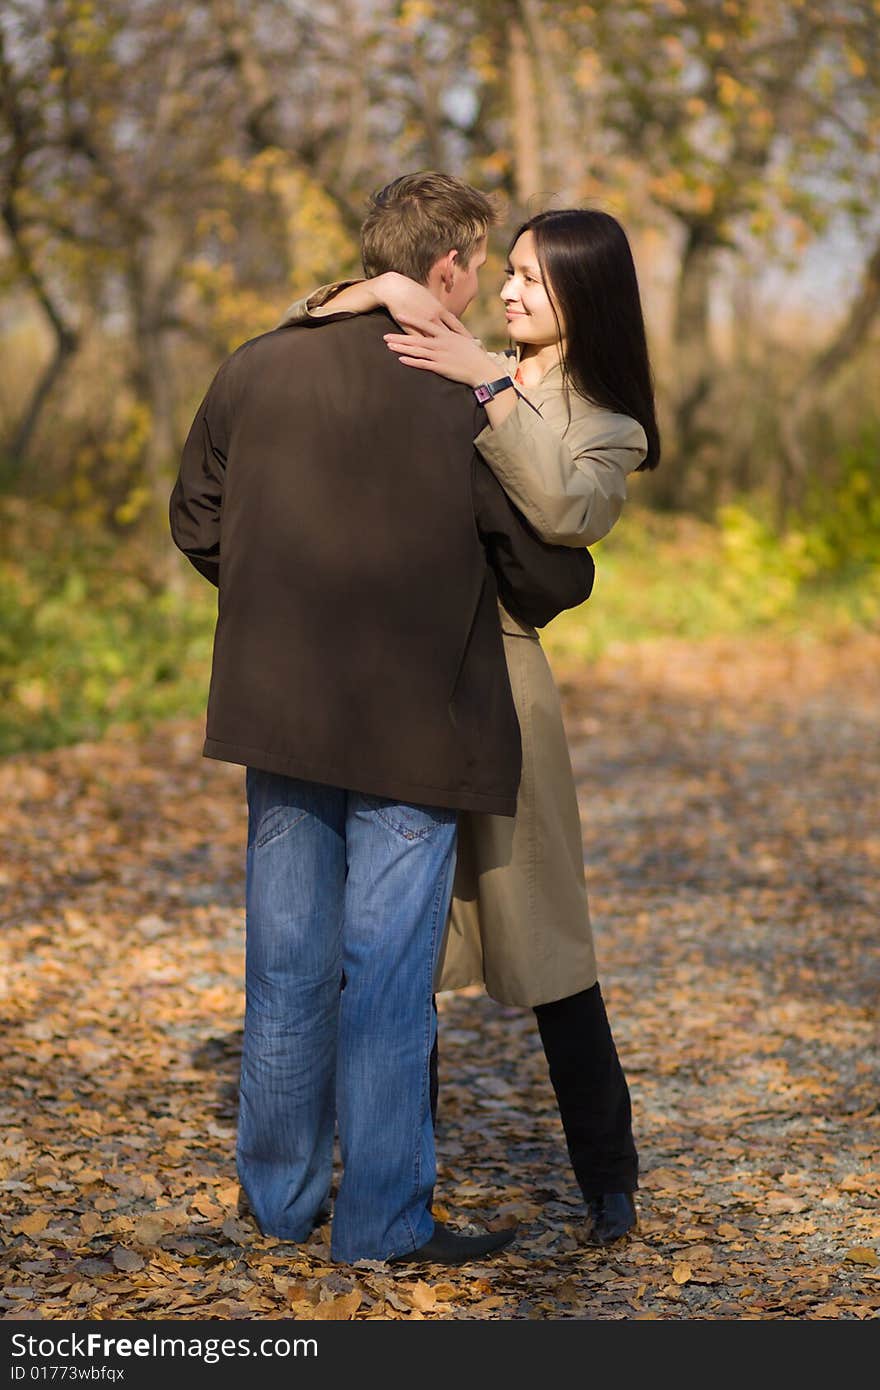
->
[[543, 493, 878, 667], [797, 425, 880, 576], [0, 500, 217, 757], [716, 503, 817, 624], [1, 485, 877, 758]]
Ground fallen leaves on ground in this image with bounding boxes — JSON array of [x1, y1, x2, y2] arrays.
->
[[1, 633, 878, 1320]]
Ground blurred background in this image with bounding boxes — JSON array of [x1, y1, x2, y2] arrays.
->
[[1, 0, 878, 757]]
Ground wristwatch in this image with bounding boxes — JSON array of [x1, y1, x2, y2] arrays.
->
[[473, 375, 515, 404]]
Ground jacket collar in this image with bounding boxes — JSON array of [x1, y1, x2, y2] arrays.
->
[[505, 347, 565, 399]]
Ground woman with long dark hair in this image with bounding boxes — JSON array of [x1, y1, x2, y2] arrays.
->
[[277, 207, 660, 1245]]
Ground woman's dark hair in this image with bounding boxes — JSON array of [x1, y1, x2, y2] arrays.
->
[[510, 209, 660, 470]]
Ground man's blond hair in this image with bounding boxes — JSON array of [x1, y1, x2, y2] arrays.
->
[[360, 171, 499, 283]]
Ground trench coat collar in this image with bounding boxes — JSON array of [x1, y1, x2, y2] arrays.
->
[[500, 346, 567, 407]]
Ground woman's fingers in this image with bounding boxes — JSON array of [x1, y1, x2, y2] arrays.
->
[[393, 314, 444, 337], [385, 340, 436, 359], [439, 310, 470, 336], [384, 333, 433, 351]]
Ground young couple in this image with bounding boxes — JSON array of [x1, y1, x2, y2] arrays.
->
[[170, 170, 659, 1268]]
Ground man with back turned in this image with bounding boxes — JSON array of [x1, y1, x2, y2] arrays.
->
[[169, 171, 594, 1266]]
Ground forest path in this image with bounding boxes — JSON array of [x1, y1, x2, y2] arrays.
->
[[1, 633, 877, 1319]]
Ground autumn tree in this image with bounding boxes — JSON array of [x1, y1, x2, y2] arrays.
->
[[421, 0, 880, 509], [1, 0, 255, 526], [2, 0, 877, 527]]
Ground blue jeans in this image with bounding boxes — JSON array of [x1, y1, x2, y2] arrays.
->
[[236, 769, 457, 1264]]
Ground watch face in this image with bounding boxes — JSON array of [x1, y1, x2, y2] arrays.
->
[[474, 384, 492, 403]]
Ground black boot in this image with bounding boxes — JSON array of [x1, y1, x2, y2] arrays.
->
[[388, 1218, 517, 1266], [534, 982, 639, 1237], [585, 1191, 638, 1245]]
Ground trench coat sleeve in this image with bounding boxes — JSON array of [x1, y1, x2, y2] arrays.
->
[[471, 456, 594, 629], [474, 392, 648, 547], [275, 281, 363, 329], [169, 357, 238, 587]]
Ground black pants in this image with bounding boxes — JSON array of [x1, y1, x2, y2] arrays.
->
[[429, 982, 638, 1199]]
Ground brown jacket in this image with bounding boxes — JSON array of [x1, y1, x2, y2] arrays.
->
[[277, 283, 648, 1003], [169, 311, 595, 817]]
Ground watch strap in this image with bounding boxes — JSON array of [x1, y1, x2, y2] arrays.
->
[[473, 375, 515, 404]]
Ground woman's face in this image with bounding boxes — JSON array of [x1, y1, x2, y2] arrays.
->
[[500, 232, 563, 348]]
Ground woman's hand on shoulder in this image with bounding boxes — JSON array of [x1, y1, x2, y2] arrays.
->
[[383, 319, 507, 389], [373, 272, 469, 334]]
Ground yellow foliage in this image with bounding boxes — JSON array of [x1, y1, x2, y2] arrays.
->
[[195, 209, 238, 246], [717, 505, 818, 624], [648, 165, 724, 218], [399, 0, 434, 27], [845, 47, 867, 79], [251, 147, 288, 176], [114, 487, 152, 528], [69, 8, 108, 59], [477, 151, 512, 180], [748, 107, 774, 133], [14, 679, 50, 714], [575, 50, 601, 90], [273, 172, 356, 300], [661, 34, 685, 59], [469, 35, 498, 84], [215, 156, 247, 186], [112, 400, 152, 469], [649, 169, 687, 200], [716, 71, 758, 107], [214, 147, 291, 199], [182, 258, 281, 349]]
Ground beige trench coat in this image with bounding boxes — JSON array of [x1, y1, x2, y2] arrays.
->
[[277, 285, 648, 1006]]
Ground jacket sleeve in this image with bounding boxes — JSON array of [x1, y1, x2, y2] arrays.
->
[[474, 392, 648, 547], [471, 455, 595, 629], [168, 357, 236, 587], [275, 281, 362, 329]]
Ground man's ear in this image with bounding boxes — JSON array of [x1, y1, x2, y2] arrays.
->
[[438, 249, 458, 291]]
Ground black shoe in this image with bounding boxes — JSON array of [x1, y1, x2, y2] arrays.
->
[[585, 1191, 637, 1245], [387, 1219, 517, 1267]]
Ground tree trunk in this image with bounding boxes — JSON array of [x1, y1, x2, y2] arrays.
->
[[6, 328, 78, 477], [126, 227, 186, 588], [508, 19, 542, 213], [778, 235, 880, 520], [659, 223, 718, 509], [517, 0, 582, 203], [0, 205, 80, 479]]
